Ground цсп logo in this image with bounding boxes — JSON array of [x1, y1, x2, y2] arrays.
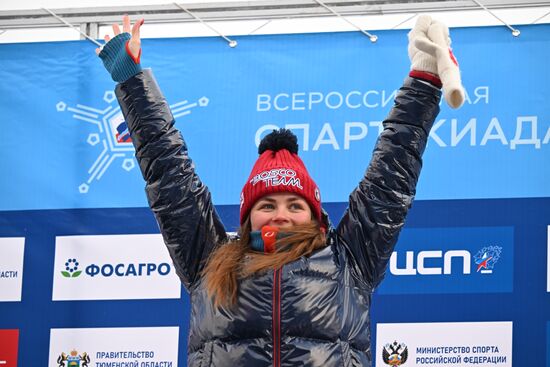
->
[[390, 246, 503, 276], [474, 246, 502, 274], [57, 91, 209, 193]]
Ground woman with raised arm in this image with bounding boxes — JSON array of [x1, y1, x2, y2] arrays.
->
[[97, 14, 462, 367]]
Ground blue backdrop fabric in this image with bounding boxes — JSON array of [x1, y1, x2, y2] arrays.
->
[[0, 24, 549, 366], [0, 25, 549, 211]]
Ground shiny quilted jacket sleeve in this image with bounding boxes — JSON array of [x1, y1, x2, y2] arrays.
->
[[115, 69, 228, 290], [337, 77, 441, 289]]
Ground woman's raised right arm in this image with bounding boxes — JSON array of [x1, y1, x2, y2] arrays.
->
[[98, 16, 228, 290]]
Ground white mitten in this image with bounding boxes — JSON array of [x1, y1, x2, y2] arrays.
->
[[415, 20, 465, 109], [408, 15, 438, 76]]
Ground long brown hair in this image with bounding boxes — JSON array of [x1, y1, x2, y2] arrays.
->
[[203, 218, 326, 309]]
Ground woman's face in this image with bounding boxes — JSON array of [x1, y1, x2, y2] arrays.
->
[[250, 193, 312, 231]]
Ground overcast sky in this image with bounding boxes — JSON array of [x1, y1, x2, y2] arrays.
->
[[1, 1, 549, 43]]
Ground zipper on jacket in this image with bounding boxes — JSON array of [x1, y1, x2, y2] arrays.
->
[[272, 268, 282, 367]]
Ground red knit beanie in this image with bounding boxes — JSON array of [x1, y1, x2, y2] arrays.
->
[[240, 129, 322, 227]]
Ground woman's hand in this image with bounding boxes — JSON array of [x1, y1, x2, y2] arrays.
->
[[96, 14, 143, 59], [409, 15, 465, 109], [96, 15, 144, 83]]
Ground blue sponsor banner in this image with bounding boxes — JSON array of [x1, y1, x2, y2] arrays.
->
[[377, 226, 514, 295], [548, 322, 550, 367], [1, 198, 549, 366], [0, 25, 549, 211]]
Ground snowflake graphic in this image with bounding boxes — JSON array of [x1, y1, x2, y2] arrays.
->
[[473, 245, 502, 274], [57, 91, 209, 193]]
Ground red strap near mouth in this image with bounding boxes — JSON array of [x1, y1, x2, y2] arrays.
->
[[261, 226, 279, 253]]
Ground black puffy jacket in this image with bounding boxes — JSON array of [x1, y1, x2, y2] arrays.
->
[[116, 69, 441, 367]]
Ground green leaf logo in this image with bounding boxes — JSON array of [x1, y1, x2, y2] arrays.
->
[[62, 258, 81, 279]]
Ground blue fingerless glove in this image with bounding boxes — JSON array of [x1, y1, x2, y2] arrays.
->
[[99, 32, 142, 83]]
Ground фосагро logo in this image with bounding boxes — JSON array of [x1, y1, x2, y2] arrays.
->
[[61, 258, 81, 278]]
